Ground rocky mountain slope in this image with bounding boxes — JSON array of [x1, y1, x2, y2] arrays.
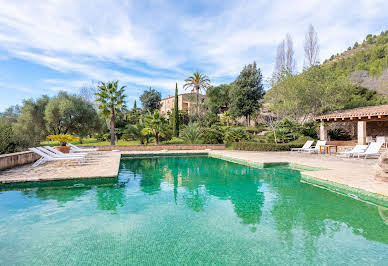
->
[[350, 69, 388, 96], [324, 30, 388, 96]]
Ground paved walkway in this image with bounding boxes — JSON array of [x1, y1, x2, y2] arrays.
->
[[0, 150, 387, 199], [0, 151, 120, 183]]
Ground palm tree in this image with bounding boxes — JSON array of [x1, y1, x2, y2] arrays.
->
[[95, 81, 126, 145], [221, 111, 232, 126], [181, 122, 202, 144], [183, 72, 210, 115], [141, 110, 168, 144]]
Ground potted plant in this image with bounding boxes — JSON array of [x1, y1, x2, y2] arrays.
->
[[46, 134, 79, 153]]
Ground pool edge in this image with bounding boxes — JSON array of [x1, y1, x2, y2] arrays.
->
[[208, 152, 388, 208]]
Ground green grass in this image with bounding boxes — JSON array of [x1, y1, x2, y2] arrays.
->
[[41, 137, 189, 146], [41, 138, 141, 146]]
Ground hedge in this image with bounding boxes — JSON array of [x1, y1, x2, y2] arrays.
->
[[232, 142, 304, 151]]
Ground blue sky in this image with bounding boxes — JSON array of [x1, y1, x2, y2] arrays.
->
[[0, 0, 387, 111]]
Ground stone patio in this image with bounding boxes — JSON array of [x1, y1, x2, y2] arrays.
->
[[0, 151, 121, 183], [0, 150, 387, 200]]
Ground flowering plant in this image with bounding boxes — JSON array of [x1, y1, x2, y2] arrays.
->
[[46, 134, 79, 146]]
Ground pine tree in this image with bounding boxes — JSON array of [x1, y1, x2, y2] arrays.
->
[[133, 100, 137, 110], [173, 83, 180, 137]]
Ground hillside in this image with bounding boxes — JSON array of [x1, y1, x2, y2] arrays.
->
[[323, 30, 388, 96]]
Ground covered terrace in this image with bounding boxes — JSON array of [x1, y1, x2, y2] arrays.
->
[[315, 105, 388, 145]]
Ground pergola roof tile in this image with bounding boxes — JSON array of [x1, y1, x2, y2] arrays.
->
[[315, 104, 388, 120]]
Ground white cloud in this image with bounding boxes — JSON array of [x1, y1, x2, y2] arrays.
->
[[0, 0, 387, 101]]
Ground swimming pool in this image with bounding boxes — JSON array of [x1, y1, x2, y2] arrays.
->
[[1, 155, 387, 265]]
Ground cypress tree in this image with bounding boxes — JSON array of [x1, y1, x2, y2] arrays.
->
[[173, 83, 180, 137], [133, 100, 137, 110]]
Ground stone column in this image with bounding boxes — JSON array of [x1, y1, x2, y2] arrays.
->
[[319, 121, 328, 141], [357, 120, 367, 145]]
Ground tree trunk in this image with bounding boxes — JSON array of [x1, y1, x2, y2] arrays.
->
[[110, 107, 115, 145], [155, 133, 159, 144], [196, 87, 199, 115]]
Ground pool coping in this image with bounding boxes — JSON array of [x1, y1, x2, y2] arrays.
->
[[207, 152, 388, 208], [208, 152, 325, 171]]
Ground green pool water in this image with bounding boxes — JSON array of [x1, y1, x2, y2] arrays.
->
[[1, 156, 387, 265]]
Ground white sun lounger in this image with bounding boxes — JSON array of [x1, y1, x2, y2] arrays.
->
[[357, 142, 383, 159], [336, 145, 368, 157], [67, 143, 98, 153], [303, 140, 326, 153], [29, 148, 85, 167], [43, 146, 87, 157], [36, 147, 85, 159], [291, 140, 314, 152]]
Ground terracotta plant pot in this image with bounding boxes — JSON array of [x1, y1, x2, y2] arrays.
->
[[54, 146, 71, 154]]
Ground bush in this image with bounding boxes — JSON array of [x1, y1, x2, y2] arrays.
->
[[300, 122, 318, 139], [246, 124, 266, 135], [0, 121, 13, 154], [0, 119, 30, 154], [266, 118, 303, 144], [202, 125, 225, 144], [232, 142, 304, 151], [181, 123, 202, 144], [46, 134, 79, 146], [95, 132, 110, 141], [328, 128, 352, 141], [162, 137, 185, 144], [159, 128, 173, 142], [224, 127, 251, 144]]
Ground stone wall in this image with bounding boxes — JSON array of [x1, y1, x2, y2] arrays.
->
[[86, 144, 226, 151], [0, 151, 40, 171], [327, 121, 388, 139], [366, 121, 388, 137]]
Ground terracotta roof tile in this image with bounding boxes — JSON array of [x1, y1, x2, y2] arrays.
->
[[315, 104, 388, 120]]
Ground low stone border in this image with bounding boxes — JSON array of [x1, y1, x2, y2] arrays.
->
[[121, 152, 209, 159], [0, 151, 40, 171], [209, 152, 323, 171], [301, 174, 388, 208], [85, 144, 225, 151]]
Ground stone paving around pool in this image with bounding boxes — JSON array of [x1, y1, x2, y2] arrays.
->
[[0, 151, 121, 183], [210, 151, 388, 196], [0, 149, 387, 201]]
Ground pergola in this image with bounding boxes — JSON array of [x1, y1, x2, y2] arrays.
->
[[315, 105, 388, 145]]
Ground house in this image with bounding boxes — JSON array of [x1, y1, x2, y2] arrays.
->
[[159, 93, 207, 116], [315, 104, 388, 144]]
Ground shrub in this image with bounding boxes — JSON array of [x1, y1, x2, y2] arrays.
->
[[95, 133, 111, 141], [202, 125, 225, 144], [181, 123, 202, 144], [232, 142, 304, 151], [159, 128, 173, 142], [46, 134, 79, 146], [0, 121, 14, 154], [163, 137, 185, 145], [328, 128, 352, 141], [122, 123, 150, 144], [0, 119, 30, 154], [300, 122, 318, 139], [224, 127, 251, 144], [266, 118, 303, 144]]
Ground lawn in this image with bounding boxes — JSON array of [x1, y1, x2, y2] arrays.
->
[[41, 137, 188, 146], [41, 138, 141, 146]]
